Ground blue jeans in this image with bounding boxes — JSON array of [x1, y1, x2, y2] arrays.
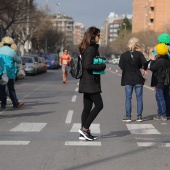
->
[[155, 87, 169, 118], [125, 84, 143, 118]]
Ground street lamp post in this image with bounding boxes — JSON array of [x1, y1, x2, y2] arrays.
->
[[56, 3, 61, 16], [46, 0, 48, 13], [123, 23, 126, 37], [26, 0, 30, 54]]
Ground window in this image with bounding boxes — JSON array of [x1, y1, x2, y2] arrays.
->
[[150, 7, 154, 12], [150, 19, 154, 24]]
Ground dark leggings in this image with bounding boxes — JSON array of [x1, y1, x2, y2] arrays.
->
[[81, 93, 103, 129]]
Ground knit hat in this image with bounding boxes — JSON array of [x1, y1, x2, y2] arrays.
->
[[0, 42, 4, 47], [2, 36, 14, 45], [156, 43, 169, 55], [158, 33, 170, 44], [11, 43, 18, 51], [127, 37, 139, 51]]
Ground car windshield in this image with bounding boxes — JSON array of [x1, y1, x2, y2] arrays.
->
[[22, 58, 33, 63], [31, 56, 38, 62], [44, 54, 56, 60]]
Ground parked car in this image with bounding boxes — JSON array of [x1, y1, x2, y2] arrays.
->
[[21, 56, 37, 75], [44, 54, 60, 69], [39, 57, 47, 73], [29, 55, 42, 74], [111, 58, 120, 65]]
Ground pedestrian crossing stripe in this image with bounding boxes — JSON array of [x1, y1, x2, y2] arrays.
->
[[65, 141, 101, 146], [10, 123, 47, 132], [70, 123, 100, 134], [137, 142, 170, 147], [126, 124, 161, 134], [0, 141, 30, 145]]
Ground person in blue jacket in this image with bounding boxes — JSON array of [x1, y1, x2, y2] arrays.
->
[[0, 37, 24, 109]]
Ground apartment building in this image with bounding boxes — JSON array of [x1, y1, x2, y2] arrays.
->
[[108, 19, 124, 42], [50, 13, 74, 48], [101, 12, 132, 46], [133, 0, 170, 33], [73, 23, 85, 45]]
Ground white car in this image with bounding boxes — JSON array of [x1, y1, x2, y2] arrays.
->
[[22, 56, 37, 75]]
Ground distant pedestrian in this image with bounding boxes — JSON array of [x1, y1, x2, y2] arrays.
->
[[78, 26, 106, 141], [0, 37, 24, 109], [59, 49, 71, 83], [119, 37, 148, 122], [149, 43, 170, 121]]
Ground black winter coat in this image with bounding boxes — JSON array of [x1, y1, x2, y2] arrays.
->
[[150, 55, 170, 88], [119, 50, 148, 86], [79, 44, 106, 93]]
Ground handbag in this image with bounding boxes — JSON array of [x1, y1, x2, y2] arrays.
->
[[17, 69, 25, 79], [0, 73, 8, 85]]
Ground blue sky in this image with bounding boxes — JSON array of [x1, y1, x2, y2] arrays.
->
[[35, 0, 133, 29]]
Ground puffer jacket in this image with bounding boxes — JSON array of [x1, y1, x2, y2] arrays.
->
[[79, 44, 106, 94], [0, 46, 20, 79], [150, 55, 170, 88]]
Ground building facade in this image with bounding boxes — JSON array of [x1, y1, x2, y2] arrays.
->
[[50, 13, 74, 49], [133, 0, 170, 33], [101, 12, 132, 46], [108, 19, 124, 42], [73, 23, 85, 45]]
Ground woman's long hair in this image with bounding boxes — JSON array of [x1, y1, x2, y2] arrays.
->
[[79, 26, 100, 55]]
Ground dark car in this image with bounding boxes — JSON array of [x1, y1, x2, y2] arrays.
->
[[44, 54, 60, 69]]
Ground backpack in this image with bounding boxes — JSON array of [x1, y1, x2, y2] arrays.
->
[[164, 67, 170, 86], [69, 53, 83, 79]]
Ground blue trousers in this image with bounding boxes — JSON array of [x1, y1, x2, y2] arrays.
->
[[0, 79, 19, 106], [125, 84, 143, 118], [155, 87, 169, 118]]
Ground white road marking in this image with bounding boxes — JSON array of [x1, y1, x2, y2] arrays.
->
[[10, 123, 47, 132], [126, 124, 161, 134], [77, 82, 79, 86], [137, 142, 170, 147], [65, 141, 101, 146], [0, 141, 30, 145], [71, 95, 77, 102], [135, 137, 160, 141], [106, 69, 154, 91], [161, 123, 167, 125], [65, 110, 73, 123], [70, 123, 100, 134], [75, 87, 78, 92], [137, 142, 156, 147], [143, 85, 154, 91]]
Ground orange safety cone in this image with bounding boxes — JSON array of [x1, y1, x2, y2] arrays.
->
[[115, 69, 118, 74]]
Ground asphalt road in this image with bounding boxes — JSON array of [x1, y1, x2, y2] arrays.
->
[[0, 64, 170, 170]]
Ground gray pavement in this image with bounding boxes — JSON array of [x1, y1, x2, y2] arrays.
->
[[0, 65, 170, 170]]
